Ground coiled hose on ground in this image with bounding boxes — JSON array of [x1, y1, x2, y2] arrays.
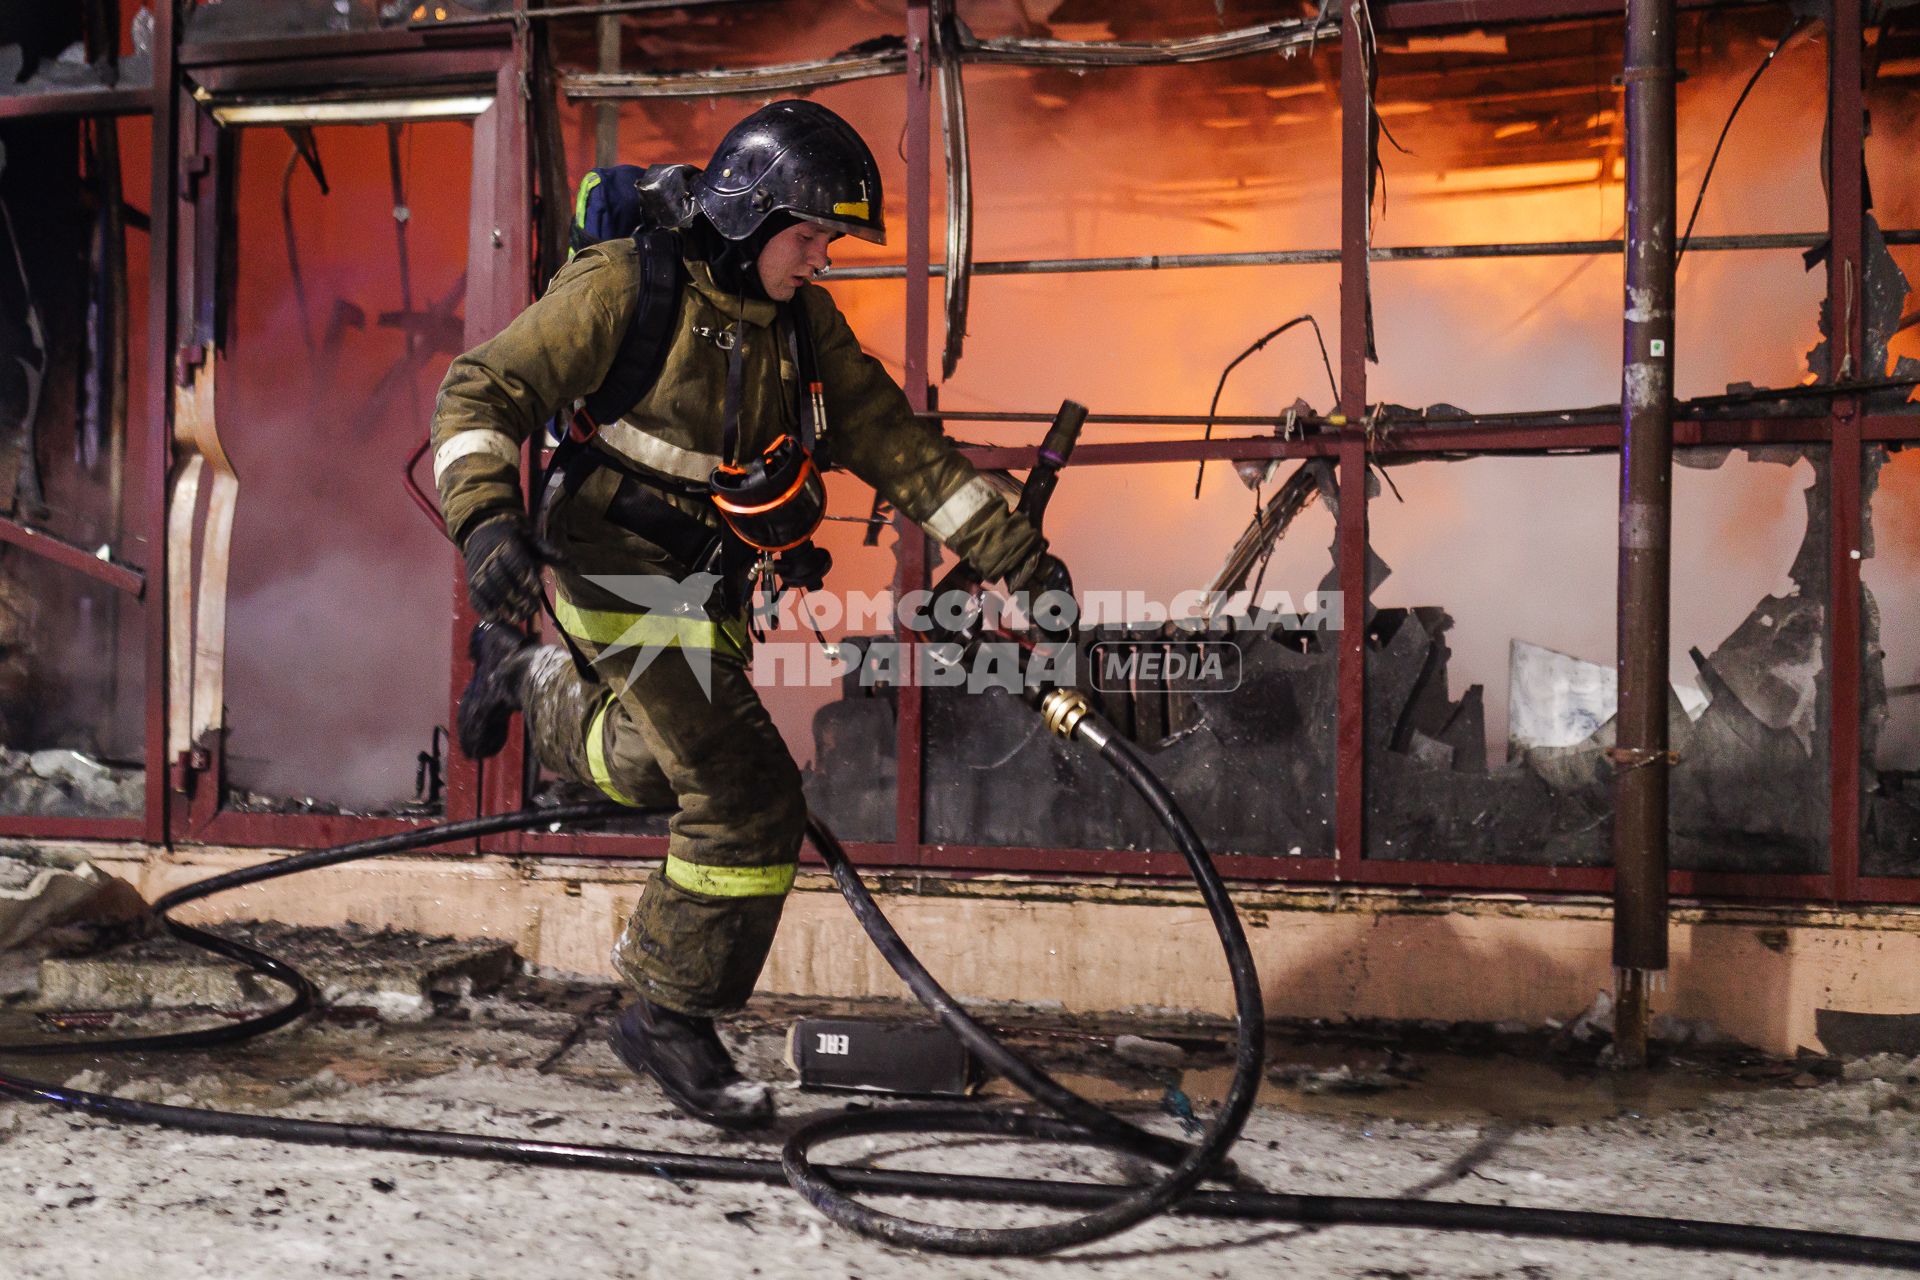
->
[[2, 708, 1919, 1266]]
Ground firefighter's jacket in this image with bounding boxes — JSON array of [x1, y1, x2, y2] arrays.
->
[[429, 240, 1045, 648]]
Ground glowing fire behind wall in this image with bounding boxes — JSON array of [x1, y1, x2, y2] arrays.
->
[[208, 10, 1919, 804]]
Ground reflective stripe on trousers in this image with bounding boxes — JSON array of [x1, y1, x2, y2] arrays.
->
[[663, 856, 796, 898], [585, 695, 638, 807], [553, 596, 749, 663]]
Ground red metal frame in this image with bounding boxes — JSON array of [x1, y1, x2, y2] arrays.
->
[[10, 4, 1915, 912], [0, 516, 144, 597], [1827, 0, 1867, 904], [889, 0, 934, 869], [143, 1, 180, 848], [1336, 1, 1373, 878]]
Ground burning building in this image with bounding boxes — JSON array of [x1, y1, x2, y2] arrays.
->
[[0, 0, 1918, 1064]]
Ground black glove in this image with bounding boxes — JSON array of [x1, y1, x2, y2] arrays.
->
[[462, 513, 560, 624], [1017, 552, 1075, 641]]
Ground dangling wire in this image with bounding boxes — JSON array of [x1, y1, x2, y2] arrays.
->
[[1192, 315, 1338, 499], [1676, 16, 1805, 267]]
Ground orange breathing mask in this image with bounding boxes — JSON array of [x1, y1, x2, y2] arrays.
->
[[708, 433, 827, 552]]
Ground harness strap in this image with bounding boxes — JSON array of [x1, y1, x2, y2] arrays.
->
[[580, 228, 686, 427], [720, 335, 746, 465]]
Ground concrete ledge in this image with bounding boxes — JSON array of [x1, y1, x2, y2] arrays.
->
[[35, 921, 518, 1020], [13, 841, 1919, 1055]]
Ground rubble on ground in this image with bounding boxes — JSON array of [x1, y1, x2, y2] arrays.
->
[[0, 747, 142, 817]]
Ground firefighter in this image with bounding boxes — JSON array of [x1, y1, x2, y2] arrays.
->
[[429, 101, 1070, 1128]]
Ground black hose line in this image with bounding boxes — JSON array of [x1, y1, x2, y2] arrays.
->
[[780, 717, 1264, 1255], [2, 746, 1919, 1265]]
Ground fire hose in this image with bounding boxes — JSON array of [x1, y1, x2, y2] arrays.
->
[[6, 786, 1920, 1264], [5, 406, 1920, 1263]]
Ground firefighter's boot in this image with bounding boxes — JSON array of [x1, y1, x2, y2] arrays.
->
[[457, 622, 537, 760], [607, 998, 774, 1130]]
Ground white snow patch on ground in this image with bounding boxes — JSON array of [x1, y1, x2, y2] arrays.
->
[[3, 1024, 1919, 1278]]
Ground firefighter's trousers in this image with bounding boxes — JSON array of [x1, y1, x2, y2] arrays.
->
[[522, 606, 804, 1017]]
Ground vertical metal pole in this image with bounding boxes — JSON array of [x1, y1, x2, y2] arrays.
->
[[1828, 0, 1867, 902], [1613, 0, 1679, 1067], [143, 0, 181, 846], [893, 0, 933, 867], [1335, 0, 1371, 874], [594, 15, 620, 168]]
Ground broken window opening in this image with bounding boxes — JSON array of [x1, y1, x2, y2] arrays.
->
[[0, 113, 150, 818], [1365, 448, 1830, 873], [1368, 7, 1830, 416], [0, 2, 156, 103], [1862, 444, 1920, 875], [959, 55, 1339, 262], [937, 267, 1344, 437], [907, 460, 1338, 859], [218, 120, 471, 818], [1865, 16, 1920, 381]]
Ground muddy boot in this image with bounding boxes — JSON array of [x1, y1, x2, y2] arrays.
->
[[457, 622, 536, 760], [607, 999, 774, 1130]]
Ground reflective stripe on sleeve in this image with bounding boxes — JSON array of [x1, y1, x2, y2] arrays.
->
[[922, 474, 1002, 543], [553, 596, 749, 662], [663, 856, 796, 898], [585, 696, 639, 807], [595, 419, 724, 485], [433, 429, 522, 485]]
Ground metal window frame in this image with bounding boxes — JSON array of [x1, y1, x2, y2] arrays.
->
[[10, 1, 1915, 910]]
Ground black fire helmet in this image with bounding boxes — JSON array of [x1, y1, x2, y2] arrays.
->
[[693, 99, 886, 246]]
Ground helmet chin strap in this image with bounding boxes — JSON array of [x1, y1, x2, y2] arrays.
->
[[691, 210, 799, 301]]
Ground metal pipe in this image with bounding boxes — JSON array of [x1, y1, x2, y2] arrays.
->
[[826, 231, 1920, 281], [1613, 0, 1678, 1069], [956, 17, 1337, 67], [1336, 0, 1374, 879], [564, 49, 905, 98], [411, 0, 770, 28]]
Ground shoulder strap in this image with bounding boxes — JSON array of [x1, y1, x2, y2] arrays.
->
[[580, 228, 686, 427]]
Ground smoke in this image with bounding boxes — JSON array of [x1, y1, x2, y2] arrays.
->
[[818, 18, 1850, 756], [220, 122, 470, 809], [273, 7, 1878, 796]]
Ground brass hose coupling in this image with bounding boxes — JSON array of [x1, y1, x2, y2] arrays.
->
[[1038, 687, 1093, 741]]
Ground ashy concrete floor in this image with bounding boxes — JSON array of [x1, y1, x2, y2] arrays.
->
[[2, 980, 1919, 1280]]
